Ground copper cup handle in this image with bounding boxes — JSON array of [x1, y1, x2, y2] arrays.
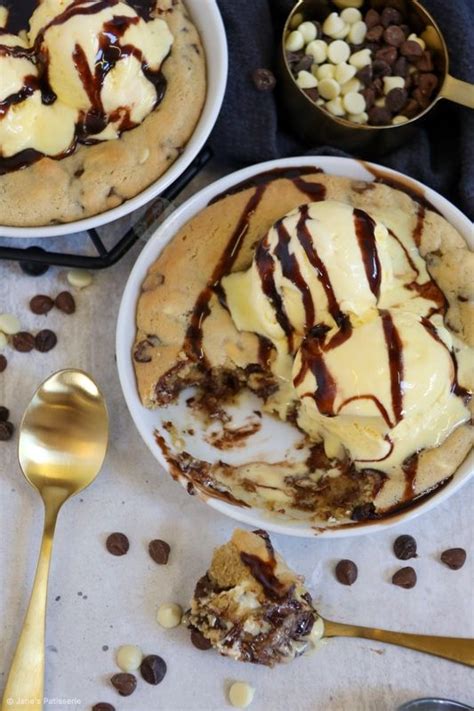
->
[[440, 74, 474, 109]]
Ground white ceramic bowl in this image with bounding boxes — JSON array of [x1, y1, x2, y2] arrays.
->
[[0, 0, 227, 238], [116, 156, 473, 538]]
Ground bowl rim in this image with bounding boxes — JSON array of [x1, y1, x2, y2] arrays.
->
[[116, 155, 473, 539], [0, 0, 228, 239]]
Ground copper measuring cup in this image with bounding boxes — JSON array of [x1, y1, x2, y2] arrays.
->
[[280, 0, 474, 155]]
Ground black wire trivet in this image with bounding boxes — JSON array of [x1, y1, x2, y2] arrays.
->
[[0, 147, 212, 274]]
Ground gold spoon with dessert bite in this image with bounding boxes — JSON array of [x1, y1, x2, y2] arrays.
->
[[1, 370, 108, 711]]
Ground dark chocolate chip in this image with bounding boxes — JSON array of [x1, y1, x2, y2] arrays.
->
[[400, 98, 420, 118], [384, 25, 405, 47], [375, 46, 398, 66], [0, 406, 9, 421], [356, 65, 372, 86], [416, 50, 434, 72], [148, 539, 170, 565], [286, 50, 304, 65], [30, 295, 54, 315], [393, 535, 417, 560], [368, 105, 393, 125], [335, 559, 358, 585], [106, 532, 129, 556], [12, 332, 35, 353], [194, 574, 214, 599], [35, 329, 57, 353], [252, 67, 276, 92], [140, 655, 167, 685], [399, 24, 410, 39], [0, 355, 6, 373], [366, 25, 384, 42], [392, 566, 417, 588], [400, 40, 423, 59], [362, 87, 376, 109], [19, 247, 50, 277], [416, 72, 438, 97], [303, 87, 319, 102], [372, 60, 392, 78], [351, 502, 377, 521], [365, 8, 381, 28], [440, 548, 467, 570], [55, 291, 76, 314], [394, 56, 409, 77], [0, 420, 14, 441], [293, 55, 313, 74], [412, 87, 431, 108], [110, 673, 137, 697], [381, 6, 403, 27], [191, 628, 212, 650], [93, 705, 116, 711], [134, 339, 154, 363], [386, 87, 408, 112]]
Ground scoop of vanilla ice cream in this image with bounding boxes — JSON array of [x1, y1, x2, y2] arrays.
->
[[28, 0, 173, 140], [0, 32, 76, 158], [294, 310, 470, 469]]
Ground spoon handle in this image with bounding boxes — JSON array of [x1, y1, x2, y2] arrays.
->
[[323, 619, 474, 667], [1, 498, 62, 711]]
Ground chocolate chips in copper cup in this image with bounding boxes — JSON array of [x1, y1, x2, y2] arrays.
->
[[280, 0, 474, 155]]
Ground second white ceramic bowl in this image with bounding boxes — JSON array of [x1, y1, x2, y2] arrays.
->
[[116, 156, 473, 538]]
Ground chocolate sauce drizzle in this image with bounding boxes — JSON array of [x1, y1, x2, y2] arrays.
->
[[353, 208, 381, 299], [274, 218, 315, 331], [412, 203, 426, 248], [402, 454, 418, 501], [240, 546, 289, 601], [380, 309, 404, 425], [420, 316, 470, 401], [0, 0, 168, 174]]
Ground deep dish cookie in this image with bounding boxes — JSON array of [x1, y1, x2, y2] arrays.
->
[[133, 168, 473, 526], [0, 0, 206, 227]]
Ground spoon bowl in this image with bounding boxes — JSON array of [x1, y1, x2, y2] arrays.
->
[[1, 369, 108, 711]]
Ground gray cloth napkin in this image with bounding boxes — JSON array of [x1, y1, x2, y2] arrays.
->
[[212, 0, 474, 220]]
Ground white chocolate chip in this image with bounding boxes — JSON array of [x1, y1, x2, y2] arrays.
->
[[322, 12, 345, 38], [330, 23, 351, 39], [383, 75, 405, 94], [285, 30, 305, 52], [0, 6, 8, 28], [348, 20, 367, 45], [341, 77, 361, 94], [327, 39, 350, 64], [343, 91, 366, 114], [335, 62, 356, 85], [333, 0, 364, 7], [340, 7, 362, 24], [298, 21, 317, 43], [325, 96, 345, 116], [408, 33, 426, 49], [0, 314, 21, 335], [0, 332, 7, 350], [67, 269, 93, 289], [306, 39, 328, 64], [229, 682, 255, 709], [290, 12, 304, 29], [392, 114, 409, 125], [296, 70, 318, 89], [139, 148, 150, 165], [157, 602, 183, 629], [349, 48, 372, 68], [348, 111, 369, 124], [116, 645, 143, 672], [318, 78, 341, 100], [309, 617, 325, 645], [316, 98, 325, 106], [315, 63, 336, 80]]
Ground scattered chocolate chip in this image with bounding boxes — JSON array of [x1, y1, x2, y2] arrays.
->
[[0, 420, 14, 441], [384, 25, 405, 47], [35, 329, 57, 353], [12, 331, 35, 353], [400, 39, 423, 60], [106, 532, 129, 556], [366, 25, 384, 42], [252, 67, 276, 92], [140, 655, 167, 685], [335, 559, 358, 585], [365, 8, 381, 28], [30, 295, 54, 315], [393, 535, 418, 560], [110, 673, 137, 697], [55, 291, 76, 314], [440, 548, 466, 570], [93, 704, 116, 711], [148, 539, 170, 565], [392, 566, 417, 588], [386, 87, 408, 112], [0, 406, 9, 421], [0, 355, 6, 372], [375, 46, 398, 66], [368, 105, 393, 125], [191, 628, 212, 650], [19, 248, 50, 277], [381, 6, 403, 27]]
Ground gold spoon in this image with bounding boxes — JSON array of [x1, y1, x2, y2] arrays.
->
[[318, 617, 474, 667], [1, 370, 109, 711]]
